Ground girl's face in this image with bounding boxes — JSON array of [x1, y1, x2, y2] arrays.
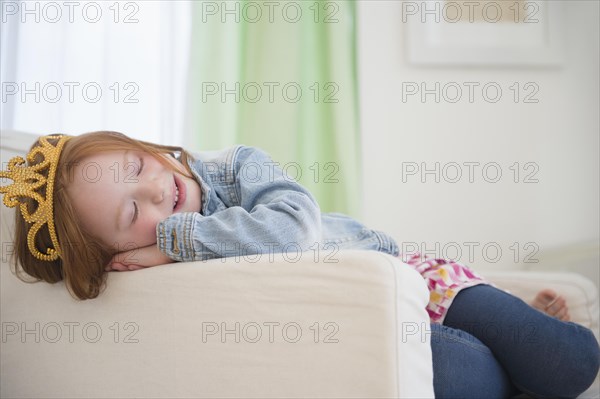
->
[[67, 150, 202, 252]]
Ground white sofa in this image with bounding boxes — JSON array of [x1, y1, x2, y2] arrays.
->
[[1, 204, 599, 398], [1, 132, 598, 398]]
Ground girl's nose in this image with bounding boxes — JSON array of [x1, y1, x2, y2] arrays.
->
[[151, 188, 164, 204], [151, 182, 165, 204], [139, 179, 164, 204]]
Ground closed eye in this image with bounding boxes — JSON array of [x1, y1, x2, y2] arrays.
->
[[132, 202, 139, 224], [131, 157, 143, 224]]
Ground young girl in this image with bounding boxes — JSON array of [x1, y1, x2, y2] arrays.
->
[[2, 131, 599, 398]]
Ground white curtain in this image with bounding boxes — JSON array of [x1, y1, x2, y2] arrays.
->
[[0, 0, 191, 145]]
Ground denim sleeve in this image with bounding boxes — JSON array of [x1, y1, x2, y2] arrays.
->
[[157, 146, 322, 261]]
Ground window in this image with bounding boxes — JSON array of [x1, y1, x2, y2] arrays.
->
[[0, 1, 191, 144]]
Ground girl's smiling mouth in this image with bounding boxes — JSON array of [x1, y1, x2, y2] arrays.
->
[[173, 174, 187, 213]]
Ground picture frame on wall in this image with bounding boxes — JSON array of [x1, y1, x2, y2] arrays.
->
[[405, 0, 565, 66]]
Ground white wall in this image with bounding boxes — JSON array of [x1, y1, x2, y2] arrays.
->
[[357, 1, 599, 284]]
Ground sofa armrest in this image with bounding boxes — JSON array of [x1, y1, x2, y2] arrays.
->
[[482, 270, 600, 339], [1, 249, 434, 398]]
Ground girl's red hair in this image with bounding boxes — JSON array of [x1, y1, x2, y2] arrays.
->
[[11, 131, 194, 299]]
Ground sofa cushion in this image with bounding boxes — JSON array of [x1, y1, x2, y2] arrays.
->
[[1, 245, 434, 398]]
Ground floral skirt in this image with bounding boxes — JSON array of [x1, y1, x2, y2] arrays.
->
[[396, 252, 488, 324]]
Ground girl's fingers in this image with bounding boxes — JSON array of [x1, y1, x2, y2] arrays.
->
[[106, 246, 167, 272], [105, 261, 147, 272], [111, 262, 129, 272]]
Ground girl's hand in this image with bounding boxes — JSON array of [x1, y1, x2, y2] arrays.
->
[[105, 244, 174, 272]]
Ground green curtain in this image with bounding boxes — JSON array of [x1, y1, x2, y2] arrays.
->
[[187, 1, 361, 217]]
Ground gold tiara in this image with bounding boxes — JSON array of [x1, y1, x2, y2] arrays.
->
[[0, 135, 71, 261]]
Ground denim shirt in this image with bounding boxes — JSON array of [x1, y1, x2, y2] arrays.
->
[[156, 145, 399, 262]]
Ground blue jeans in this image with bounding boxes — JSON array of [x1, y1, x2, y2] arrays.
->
[[430, 285, 600, 398]]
